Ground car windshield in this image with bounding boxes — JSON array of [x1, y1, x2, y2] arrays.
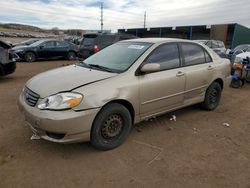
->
[[234, 45, 250, 51], [29, 40, 48, 47], [79, 42, 152, 73], [22, 39, 38, 45]]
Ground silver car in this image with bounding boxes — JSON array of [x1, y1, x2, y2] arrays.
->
[[19, 38, 231, 150]]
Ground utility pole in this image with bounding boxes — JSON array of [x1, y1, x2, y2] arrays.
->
[[101, 2, 103, 33], [143, 11, 146, 28]]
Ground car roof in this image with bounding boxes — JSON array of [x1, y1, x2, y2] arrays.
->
[[121, 37, 193, 44]]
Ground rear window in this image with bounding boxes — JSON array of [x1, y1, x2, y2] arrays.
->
[[217, 41, 225, 48], [81, 34, 97, 46], [98, 35, 116, 47]]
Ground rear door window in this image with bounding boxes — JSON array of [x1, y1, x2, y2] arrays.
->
[[181, 43, 207, 66], [144, 43, 180, 71]]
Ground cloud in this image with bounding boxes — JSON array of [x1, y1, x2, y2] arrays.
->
[[0, 0, 249, 31]]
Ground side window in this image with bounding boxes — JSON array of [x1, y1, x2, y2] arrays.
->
[[182, 43, 206, 66], [56, 41, 68, 47], [43, 41, 55, 48], [144, 43, 180, 71]]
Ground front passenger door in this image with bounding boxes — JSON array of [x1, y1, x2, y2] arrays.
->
[[37, 41, 55, 58], [139, 43, 186, 119]]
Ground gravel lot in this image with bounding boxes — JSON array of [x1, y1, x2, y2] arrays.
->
[[0, 60, 250, 188]]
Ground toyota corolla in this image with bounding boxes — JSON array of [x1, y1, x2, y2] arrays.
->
[[19, 38, 231, 150]]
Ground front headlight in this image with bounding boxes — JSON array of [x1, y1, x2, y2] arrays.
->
[[38, 92, 83, 110]]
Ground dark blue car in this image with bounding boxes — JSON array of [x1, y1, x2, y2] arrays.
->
[[12, 39, 79, 62]]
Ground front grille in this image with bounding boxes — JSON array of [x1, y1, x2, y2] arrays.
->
[[23, 87, 40, 107]]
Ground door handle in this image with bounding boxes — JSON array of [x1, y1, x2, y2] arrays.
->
[[207, 65, 214, 70], [176, 71, 185, 77]]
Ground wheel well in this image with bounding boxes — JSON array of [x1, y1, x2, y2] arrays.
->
[[214, 78, 224, 89], [104, 99, 135, 123]]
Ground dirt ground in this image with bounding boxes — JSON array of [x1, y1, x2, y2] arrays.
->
[[0, 60, 250, 188]]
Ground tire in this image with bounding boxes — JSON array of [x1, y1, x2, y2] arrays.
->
[[67, 51, 76, 60], [90, 103, 132, 150], [230, 79, 243, 88], [201, 82, 222, 111], [24, 52, 36, 62]]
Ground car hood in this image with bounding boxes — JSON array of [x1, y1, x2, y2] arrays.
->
[[26, 64, 117, 98], [12, 45, 31, 51]]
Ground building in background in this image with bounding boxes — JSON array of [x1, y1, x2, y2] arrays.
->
[[118, 23, 250, 48]]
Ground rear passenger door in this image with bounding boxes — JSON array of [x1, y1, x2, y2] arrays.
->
[[180, 43, 214, 104], [139, 43, 186, 118]]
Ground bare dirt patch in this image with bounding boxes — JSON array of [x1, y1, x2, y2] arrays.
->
[[0, 61, 250, 188]]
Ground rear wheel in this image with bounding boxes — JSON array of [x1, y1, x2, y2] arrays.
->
[[201, 82, 222, 110], [90, 103, 132, 150], [67, 51, 76, 60], [230, 79, 243, 88], [24, 52, 36, 62]]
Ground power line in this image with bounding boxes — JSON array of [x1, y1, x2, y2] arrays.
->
[[100, 2, 103, 32]]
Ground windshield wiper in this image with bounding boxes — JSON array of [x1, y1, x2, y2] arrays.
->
[[79, 61, 91, 68], [88, 64, 116, 73]]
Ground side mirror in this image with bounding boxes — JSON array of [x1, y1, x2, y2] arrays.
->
[[141, 63, 160, 73]]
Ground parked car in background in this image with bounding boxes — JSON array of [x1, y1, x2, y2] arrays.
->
[[227, 44, 250, 63], [19, 38, 231, 150], [64, 36, 82, 46], [196, 40, 227, 57], [12, 38, 40, 47], [12, 39, 79, 62], [78, 33, 137, 58], [0, 41, 16, 76]]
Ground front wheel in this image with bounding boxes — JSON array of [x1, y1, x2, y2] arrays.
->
[[24, 52, 36, 62], [201, 82, 222, 111], [90, 103, 132, 150]]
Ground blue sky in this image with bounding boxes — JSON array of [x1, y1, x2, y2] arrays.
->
[[0, 0, 250, 31]]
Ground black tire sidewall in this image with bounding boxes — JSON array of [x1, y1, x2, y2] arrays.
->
[[202, 82, 222, 110], [91, 103, 132, 150], [230, 80, 242, 88], [25, 52, 35, 62]]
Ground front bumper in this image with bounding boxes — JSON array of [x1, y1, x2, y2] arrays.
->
[[18, 93, 100, 144]]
